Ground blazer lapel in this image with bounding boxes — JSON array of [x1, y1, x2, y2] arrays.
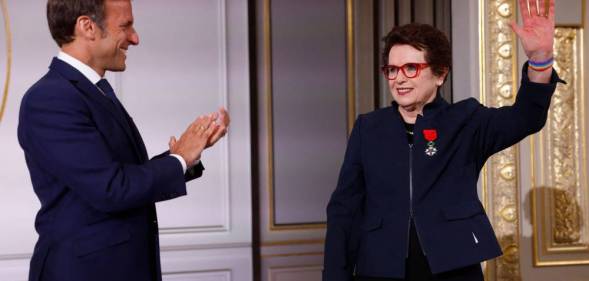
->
[[381, 107, 408, 145], [49, 58, 147, 161], [376, 107, 412, 195], [118, 106, 149, 162], [374, 106, 411, 175]]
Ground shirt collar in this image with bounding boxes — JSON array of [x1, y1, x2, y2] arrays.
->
[[56, 51, 102, 84]]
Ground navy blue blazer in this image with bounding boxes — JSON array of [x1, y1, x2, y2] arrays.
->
[[323, 65, 563, 280], [18, 58, 204, 281]]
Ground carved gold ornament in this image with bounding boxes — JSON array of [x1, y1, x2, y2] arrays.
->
[[532, 27, 589, 266], [481, 0, 521, 280]]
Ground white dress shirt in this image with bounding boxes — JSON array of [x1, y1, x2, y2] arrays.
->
[[56, 51, 189, 173]]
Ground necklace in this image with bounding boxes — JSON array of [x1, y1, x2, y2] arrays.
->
[[406, 130, 414, 135]]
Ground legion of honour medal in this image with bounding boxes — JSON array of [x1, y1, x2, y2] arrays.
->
[[423, 129, 438, 156]]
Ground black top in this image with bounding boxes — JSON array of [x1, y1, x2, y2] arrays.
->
[[404, 121, 414, 144]]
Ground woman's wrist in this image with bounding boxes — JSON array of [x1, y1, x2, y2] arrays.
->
[[528, 50, 554, 61], [528, 57, 554, 72], [527, 59, 553, 83]]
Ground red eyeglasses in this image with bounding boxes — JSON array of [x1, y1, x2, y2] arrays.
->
[[381, 63, 429, 80]]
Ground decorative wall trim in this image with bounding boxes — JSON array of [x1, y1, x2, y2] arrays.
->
[[160, 242, 252, 252], [346, 0, 356, 133], [159, 247, 251, 281], [159, 0, 231, 235], [159, 224, 228, 234], [0, 254, 29, 262], [0, 0, 12, 124], [531, 26, 589, 266], [0, 248, 249, 280], [263, 0, 355, 231], [267, 264, 322, 281], [162, 269, 231, 280], [262, 252, 323, 258], [480, 0, 522, 280], [479, 0, 488, 213], [261, 239, 324, 247]]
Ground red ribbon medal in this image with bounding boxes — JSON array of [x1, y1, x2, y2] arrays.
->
[[423, 129, 438, 156]]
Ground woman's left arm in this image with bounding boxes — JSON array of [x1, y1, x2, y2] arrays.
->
[[474, 0, 565, 164]]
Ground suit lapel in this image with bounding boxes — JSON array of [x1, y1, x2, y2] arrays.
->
[[49, 58, 147, 161], [118, 105, 149, 162]]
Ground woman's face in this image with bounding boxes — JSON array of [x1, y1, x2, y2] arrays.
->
[[386, 44, 446, 112]]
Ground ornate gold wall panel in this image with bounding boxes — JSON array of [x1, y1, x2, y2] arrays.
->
[[480, 0, 521, 280], [0, 0, 12, 124], [531, 27, 589, 266]]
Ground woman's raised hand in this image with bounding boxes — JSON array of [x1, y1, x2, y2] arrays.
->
[[510, 0, 555, 62]]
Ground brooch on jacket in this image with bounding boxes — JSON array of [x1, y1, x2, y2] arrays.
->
[[423, 129, 438, 156]]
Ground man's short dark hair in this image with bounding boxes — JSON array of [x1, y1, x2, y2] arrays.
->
[[382, 23, 451, 78], [46, 0, 106, 47]]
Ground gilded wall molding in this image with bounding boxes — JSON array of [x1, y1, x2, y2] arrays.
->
[[550, 29, 582, 246], [480, 0, 521, 280], [346, 0, 355, 133], [0, 0, 12, 124], [531, 27, 589, 266]]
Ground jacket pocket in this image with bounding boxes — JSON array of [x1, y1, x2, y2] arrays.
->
[[73, 222, 131, 257], [443, 201, 484, 220], [361, 217, 383, 232]]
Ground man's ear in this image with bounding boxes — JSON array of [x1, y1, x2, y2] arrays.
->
[[74, 15, 98, 40]]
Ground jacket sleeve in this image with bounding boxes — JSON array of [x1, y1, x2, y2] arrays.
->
[[323, 116, 366, 281], [185, 162, 205, 181], [18, 87, 189, 213], [152, 150, 205, 182], [474, 63, 564, 166]]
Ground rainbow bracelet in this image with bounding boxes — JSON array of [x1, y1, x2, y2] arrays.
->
[[528, 57, 554, 72]]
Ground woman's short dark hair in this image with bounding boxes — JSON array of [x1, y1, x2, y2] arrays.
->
[[47, 0, 106, 47], [382, 23, 451, 78]]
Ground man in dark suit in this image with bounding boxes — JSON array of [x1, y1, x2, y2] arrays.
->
[[17, 1, 229, 280]]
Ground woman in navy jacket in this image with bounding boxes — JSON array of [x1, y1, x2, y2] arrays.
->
[[323, 0, 563, 280]]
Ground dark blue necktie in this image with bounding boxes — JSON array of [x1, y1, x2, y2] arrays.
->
[[95, 78, 147, 159], [96, 79, 119, 103]]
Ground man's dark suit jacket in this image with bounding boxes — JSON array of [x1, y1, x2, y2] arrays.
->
[[18, 58, 204, 281], [323, 64, 563, 280]]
